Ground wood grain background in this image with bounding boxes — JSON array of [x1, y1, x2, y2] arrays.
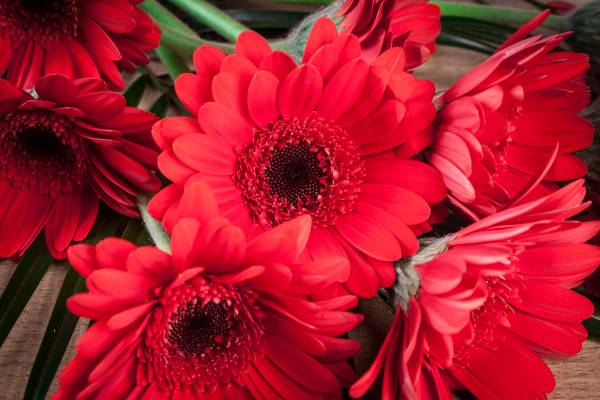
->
[[1, 0, 598, 399]]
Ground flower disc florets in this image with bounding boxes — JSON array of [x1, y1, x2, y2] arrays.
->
[[235, 113, 365, 228], [0, 0, 79, 46], [0, 109, 86, 196], [141, 277, 263, 394]]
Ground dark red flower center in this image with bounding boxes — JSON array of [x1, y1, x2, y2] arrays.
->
[[0, 0, 79, 45], [0, 110, 87, 196], [141, 278, 263, 394], [235, 113, 365, 228], [453, 276, 517, 363]]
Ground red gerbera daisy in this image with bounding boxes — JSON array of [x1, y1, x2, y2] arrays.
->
[[429, 11, 593, 219], [0, 0, 160, 90], [0, 74, 159, 259], [338, 0, 441, 67], [55, 181, 361, 399], [351, 180, 600, 399], [148, 19, 446, 298]]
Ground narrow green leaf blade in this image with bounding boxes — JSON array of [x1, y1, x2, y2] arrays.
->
[[437, 31, 496, 54], [149, 93, 170, 118], [22, 213, 127, 400], [0, 235, 52, 347], [123, 74, 148, 107], [120, 218, 150, 245], [22, 268, 85, 400]]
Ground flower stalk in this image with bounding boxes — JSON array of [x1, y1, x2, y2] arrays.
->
[[257, 0, 566, 31], [392, 236, 453, 311], [140, 0, 234, 57], [163, 0, 250, 42], [155, 45, 189, 80], [432, 1, 565, 30]]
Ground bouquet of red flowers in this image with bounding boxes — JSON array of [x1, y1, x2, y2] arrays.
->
[[0, 0, 599, 399]]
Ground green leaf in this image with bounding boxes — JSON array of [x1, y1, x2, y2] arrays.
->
[[120, 218, 150, 245], [123, 74, 148, 107], [22, 213, 128, 400], [149, 93, 170, 118], [583, 317, 600, 341], [227, 9, 306, 30], [22, 268, 85, 400], [437, 31, 496, 54], [0, 235, 52, 347], [137, 194, 171, 253]]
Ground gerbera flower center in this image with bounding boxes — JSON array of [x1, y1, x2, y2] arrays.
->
[[141, 278, 263, 393], [168, 302, 231, 355], [0, 110, 87, 196], [265, 142, 323, 203], [453, 275, 517, 364], [235, 113, 365, 228], [0, 0, 79, 45]]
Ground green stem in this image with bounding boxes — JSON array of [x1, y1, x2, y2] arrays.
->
[[164, 0, 250, 42], [141, 0, 198, 37], [155, 45, 189, 80], [137, 195, 171, 253], [140, 0, 233, 56], [140, 1, 194, 80], [432, 1, 565, 31]]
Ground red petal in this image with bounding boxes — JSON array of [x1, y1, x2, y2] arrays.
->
[[517, 244, 600, 285], [259, 51, 296, 81], [198, 102, 252, 144], [80, 16, 121, 60], [172, 133, 235, 174], [318, 58, 369, 120], [263, 334, 341, 393], [335, 212, 402, 261], [247, 71, 280, 128], [509, 312, 587, 356], [95, 238, 136, 270], [303, 18, 338, 63], [236, 31, 271, 66], [278, 64, 323, 118], [44, 43, 73, 77], [174, 73, 211, 116], [74, 91, 126, 120], [246, 215, 311, 264], [85, 1, 136, 33], [45, 191, 82, 253], [359, 183, 431, 225], [510, 281, 593, 322], [193, 45, 226, 76]]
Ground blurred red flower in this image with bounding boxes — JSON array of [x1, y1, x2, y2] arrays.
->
[[351, 180, 600, 399], [148, 19, 446, 298], [0, 0, 160, 90], [0, 74, 159, 258], [55, 182, 361, 399], [429, 11, 593, 219], [338, 0, 441, 67], [548, 1, 576, 15]]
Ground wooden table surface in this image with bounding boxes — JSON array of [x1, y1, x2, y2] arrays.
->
[[1, 0, 598, 399]]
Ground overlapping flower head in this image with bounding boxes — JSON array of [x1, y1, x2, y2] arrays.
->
[[55, 182, 361, 399], [148, 18, 446, 298], [429, 11, 593, 219], [338, 0, 441, 67], [350, 180, 600, 399], [0, 74, 159, 258], [0, 0, 160, 90]]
